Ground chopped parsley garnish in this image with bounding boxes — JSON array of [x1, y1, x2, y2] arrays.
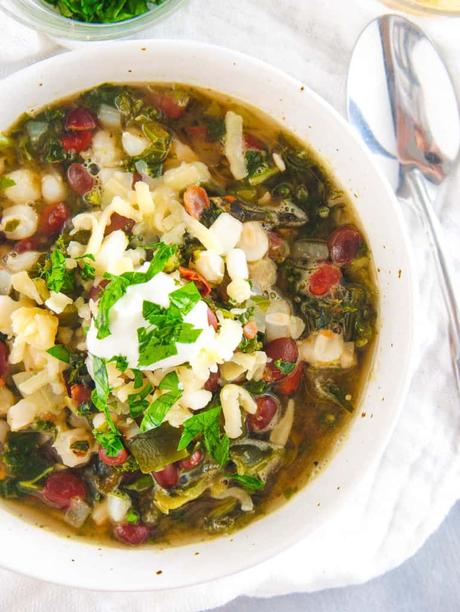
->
[[228, 474, 264, 492], [273, 359, 296, 376], [47, 344, 71, 363], [140, 371, 182, 432], [137, 292, 202, 367], [95, 242, 175, 340], [76, 253, 96, 280], [91, 355, 124, 456], [178, 405, 229, 467], [109, 354, 128, 373], [128, 383, 153, 419], [44, 0, 163, 23], [0, 176, 15, 190], [39, 239, 75, 294], [244, 380, 268, 395], [132, 369, 144, 389]]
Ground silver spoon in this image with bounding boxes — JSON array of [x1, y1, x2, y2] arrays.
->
[[347, 14, 460, 391]]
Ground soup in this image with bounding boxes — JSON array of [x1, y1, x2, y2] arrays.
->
[[0, 84, 377, 546]]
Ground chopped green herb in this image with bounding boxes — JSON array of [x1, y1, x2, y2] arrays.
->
[[128, 383, 153, 419], [91, 355, 124, 456], [137, 297, 202, 367], [47, 344, 71, 364], [140, 371, 182, 431], [245, 150, 279, 186], [76, 253, 96, 280], [274, 359, 296, 376], [39, 238, 75, 294], [44, 0, 163, 23], [244, 380, 269, 395], [109, 354, 128, 373], [178, 405, 230, 467], [228, 474, 264, 492], [0, 176, 15, 190], [132, 369, 144, 389]]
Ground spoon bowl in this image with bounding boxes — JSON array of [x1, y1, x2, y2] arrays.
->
[[347, 14, 460, 190]]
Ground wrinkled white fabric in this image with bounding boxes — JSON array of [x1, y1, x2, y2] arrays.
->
[[0, 1, 459, 610]]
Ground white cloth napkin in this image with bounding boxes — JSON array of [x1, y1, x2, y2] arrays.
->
[[0, 1, 460, 610]]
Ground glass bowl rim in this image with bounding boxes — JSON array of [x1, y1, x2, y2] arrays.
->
[[0, 0, 187, 40]]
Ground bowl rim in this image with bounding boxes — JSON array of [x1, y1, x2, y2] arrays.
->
[[0, 39, 416, 591]]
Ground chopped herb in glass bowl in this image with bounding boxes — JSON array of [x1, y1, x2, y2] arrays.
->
[[0, 0, 186, 43], [44, 0, 166, 24]]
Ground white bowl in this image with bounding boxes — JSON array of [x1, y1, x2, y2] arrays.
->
[[0, 40, 414, 591]]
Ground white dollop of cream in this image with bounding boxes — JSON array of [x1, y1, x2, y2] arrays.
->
[[86, 271, 215, 371]]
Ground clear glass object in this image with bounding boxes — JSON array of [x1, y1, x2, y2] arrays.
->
[[0, 0, 187, 43], [382, 0, 460, 15]]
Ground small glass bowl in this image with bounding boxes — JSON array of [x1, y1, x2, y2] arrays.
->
[[381, 0, 460, 15], [0, 0, 187, 43]]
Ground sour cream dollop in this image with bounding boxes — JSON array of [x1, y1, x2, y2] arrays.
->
[[86, 271, 215, 371]]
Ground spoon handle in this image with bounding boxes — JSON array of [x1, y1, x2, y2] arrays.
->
[[405, 169, 460, 388]]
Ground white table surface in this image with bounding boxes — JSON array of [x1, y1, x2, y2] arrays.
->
[[216, 500, 460, 611]]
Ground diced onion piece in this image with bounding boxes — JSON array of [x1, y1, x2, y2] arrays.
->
[[92, 499, 110, 526], [248, 258, 277, 292], [98, 104, 121, 129], [289, 316, 306, 340], [224, 111, 248, 180], [163, 161, 211, 192], [41, 173, 66, 203], [220, 361, 246, 383], [194, 250, 224, 284], [7, 398, 37, 431], [209, 213, 243, 254], [0, 296, 20, 335], [341, 342, 357, 369], [227, 278, 251, 304], [64, 497, 91, 528], [0, 204, 38, 240], [298, 330, 345, 367], [270, 399, 295, 446], [45, 291, 73, 314], [11, 271, 43, 304], [0, 387, 15, 416], [272, 152, 286, 172], [135, 181, 154, 218], [226, 248, 248, 281], [17, 369, 52, 395], [122, 129, 150, 157], [4, 169, 41, 204], [266, 299, 291, 316], [107, 492, 131, 523], [0, 270, 12, 295], [6, 251, 40, 273], [265, 312, 291, 342], [170, 138, 198, 164], [181, 389, 212, 411], [237, 221, 269, 262]]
